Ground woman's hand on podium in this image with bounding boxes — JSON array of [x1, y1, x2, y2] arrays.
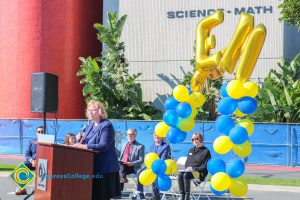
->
[[76, 133, 83, 143], [72, 143, 88, 149]]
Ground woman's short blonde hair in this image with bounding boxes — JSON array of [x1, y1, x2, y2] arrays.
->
[[192, 132, 203, 142], [86, 100, 108, 119]]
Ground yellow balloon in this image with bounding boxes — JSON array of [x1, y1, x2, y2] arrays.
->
[[165, 159, 178, 175], [233, 140, 252, 158], [192, 10, 224, 91], [237, 119, 254, 136], [190, 107, 198, 118], [191, 71, 209, 92], [229, 179, 248, 197], [235, 24, 266, 83], [235, 108, 247, 117], [139, 169, 157, 186], [187, 92, 206, 108], [176, 118, 196, 132], [213, 136, 233, 154], [195, 10, 224, 71], [211, 172, 232, 191], [155, 121, 170, 138], [219, 13, 254, 74], [243, 82, 259, 98], [173, 85, 189, 102], [144, 153, 159, 168], [226, 80, 246, 99]]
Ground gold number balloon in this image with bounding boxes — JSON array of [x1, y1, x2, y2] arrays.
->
[[192, 11, 266, 91], [192, 10, 224, 92]]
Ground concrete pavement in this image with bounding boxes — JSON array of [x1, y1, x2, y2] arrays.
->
[[1, 171, 300, 200]]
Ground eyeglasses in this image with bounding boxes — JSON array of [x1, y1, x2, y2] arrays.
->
[[192, 137, 199, 142], [37, 130, 44, 133], [127, 134, 135, 136]]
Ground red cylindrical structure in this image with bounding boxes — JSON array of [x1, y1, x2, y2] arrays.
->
[[0, 0, 102, 119]]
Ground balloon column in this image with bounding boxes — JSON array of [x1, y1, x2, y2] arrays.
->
[[142, 9, 265, 197], [209, 80, 259, 197], [143, 85, 205, 192], [155, 85, 206, 144], [187, 8, 265, 197], [214, 80, 257, 157], [139, 153, 178, 191]]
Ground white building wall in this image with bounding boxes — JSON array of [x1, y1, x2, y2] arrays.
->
[[116, 0, 296, 108]]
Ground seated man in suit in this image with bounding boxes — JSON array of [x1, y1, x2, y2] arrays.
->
[[135, 133, 171, 200], [15, 126, 44, 195], [119, 128, 145, 191]]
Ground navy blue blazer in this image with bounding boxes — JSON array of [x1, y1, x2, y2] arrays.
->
[[25, 140, 37, 162], [83, 119, 119, 174], [150, 141, 171, 160]]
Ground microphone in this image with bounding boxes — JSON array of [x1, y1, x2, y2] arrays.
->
[[79, 124, 87, 135], [77, 124, 87, 144]]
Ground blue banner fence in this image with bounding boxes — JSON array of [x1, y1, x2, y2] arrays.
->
[[0, 119, 299, 166]]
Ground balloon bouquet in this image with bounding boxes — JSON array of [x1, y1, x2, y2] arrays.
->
[[139, 85, 206, 191], [189, 10, 266, 197], [209, 80, 258, 197], [139, 10, 266, 196], [139, 152, 178, 191]]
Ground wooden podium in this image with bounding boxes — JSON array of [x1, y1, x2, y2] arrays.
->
[[34, 143, 96, 200]]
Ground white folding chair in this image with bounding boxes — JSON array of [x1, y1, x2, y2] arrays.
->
[[126, 174, 138, 198], [191, 177, 211, 200], [191, 177, 230, 200], [126, 174, 151, 199]]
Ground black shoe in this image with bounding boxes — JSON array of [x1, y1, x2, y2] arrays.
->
[[151, 195, 160, 200], [184, 192, 190, 200], [179, 194, 185, 200], [136, 193, 146, 200]]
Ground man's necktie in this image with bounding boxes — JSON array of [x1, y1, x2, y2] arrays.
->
[[123, 143, 131, 162], [155, 145, 159, 153]]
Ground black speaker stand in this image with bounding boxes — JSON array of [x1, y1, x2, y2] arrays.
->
[[43, 112, 46, 134]]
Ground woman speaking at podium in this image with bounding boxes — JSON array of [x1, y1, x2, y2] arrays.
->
[[73, 100, 121, 200]]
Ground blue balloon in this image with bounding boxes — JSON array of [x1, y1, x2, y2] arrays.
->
[[220, 82, 229, 97], [152, 159, 167, 175], [187, 86, 193, 95], [210, 184, 226, 195], [156, 174, 172, 191], [237, 97, 258, 114], [176, 102, 192, 118], [226, 159, 245, 178], [166, 127, 186, 144], [163, 110, 178, 127], [207, 158, 226, 175], [215, 115, 235, 136], [217, 97, 238, 115], [164, 97, 180, 111], [229, 126, 248, 145]]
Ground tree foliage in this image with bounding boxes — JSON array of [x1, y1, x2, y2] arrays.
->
[[279, 0, 300, 29], [253, 54, 300, 123], [77, 13, 161, 120]]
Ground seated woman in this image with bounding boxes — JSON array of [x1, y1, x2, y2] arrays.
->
[[63, 133, 76, 145], [178, 132, 211, 200]]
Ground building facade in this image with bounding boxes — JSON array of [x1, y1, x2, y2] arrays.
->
[[116, 0, 300, 109]]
